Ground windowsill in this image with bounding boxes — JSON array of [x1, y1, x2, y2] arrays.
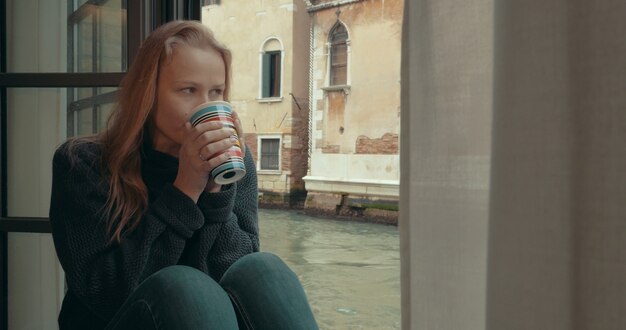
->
[[257, 97, 283, 103], [322, 85, 351, 94], [257, 169, 282, 175]]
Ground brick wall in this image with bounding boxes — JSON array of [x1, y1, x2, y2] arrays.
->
[[244, 133, 258, 163], [355, 132, 398, 154]]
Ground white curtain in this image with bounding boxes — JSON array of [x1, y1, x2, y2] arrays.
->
[[400, 1, 626, 329]]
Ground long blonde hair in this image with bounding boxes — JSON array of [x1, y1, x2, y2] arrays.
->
[[71, 21, 232, 242]]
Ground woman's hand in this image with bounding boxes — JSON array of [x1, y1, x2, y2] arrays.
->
[[204, 110, 246, 193], [173, 120, 238, 202], [232, 110, 246, 156]]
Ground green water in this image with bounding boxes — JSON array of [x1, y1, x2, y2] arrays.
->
[[259, 208, 401, 330]]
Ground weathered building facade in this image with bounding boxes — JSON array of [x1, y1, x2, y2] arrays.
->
[[201, 0, 402, 221], [202, 0, 311, 206], [303, 0, 403, 223]]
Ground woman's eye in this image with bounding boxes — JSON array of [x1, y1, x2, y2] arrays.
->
[[181, 87, 195, 94]]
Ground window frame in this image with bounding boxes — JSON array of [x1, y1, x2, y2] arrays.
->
[[0, 1, 202, 328], [257, 135, 282, 173], [67, 0, 128, 136], [258, 37, 284, 102], [326, 21, 350, 88]]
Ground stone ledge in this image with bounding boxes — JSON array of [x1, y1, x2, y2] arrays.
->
[[304, 191, 398, 225], [303, 175, 399, 197]]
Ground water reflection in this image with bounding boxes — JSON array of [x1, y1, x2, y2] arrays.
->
[[259, 208, 400, 330]]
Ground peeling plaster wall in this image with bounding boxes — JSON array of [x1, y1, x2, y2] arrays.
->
[[306, 0, 403, 209]]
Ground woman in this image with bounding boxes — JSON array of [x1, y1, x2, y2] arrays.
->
[[49, 20, 318, 329]]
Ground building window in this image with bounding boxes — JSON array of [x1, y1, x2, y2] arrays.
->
[[260, 138, 280, 171], [262, 51, 281, 98], [202, 0, 221, 5], [329, 22, 348, 86], [260, 38, 283, 99]]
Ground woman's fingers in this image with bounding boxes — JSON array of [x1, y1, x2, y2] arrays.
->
[[200, 150, 231, 170], [231, 111, 246, 156], [198, 135, 237, 161]]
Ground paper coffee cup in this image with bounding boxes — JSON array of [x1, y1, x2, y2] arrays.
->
[[190, 101, 246, 185]]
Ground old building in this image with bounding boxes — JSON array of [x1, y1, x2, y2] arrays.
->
[[202, 0, 311, 206], [201, 0, 402, 220], [303, 0, 403, 223]]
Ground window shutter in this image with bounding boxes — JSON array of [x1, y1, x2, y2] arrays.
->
[[262, 53, 271, 98], [272, 53, 281, 97]]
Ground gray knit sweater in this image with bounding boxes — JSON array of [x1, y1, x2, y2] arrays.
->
[[49, 140, 259, 329]]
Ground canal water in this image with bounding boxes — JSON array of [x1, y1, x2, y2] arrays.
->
[[258, 208, 401, 329]]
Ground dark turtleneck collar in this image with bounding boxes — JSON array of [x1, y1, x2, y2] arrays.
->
[[141, 140, 179, 198]]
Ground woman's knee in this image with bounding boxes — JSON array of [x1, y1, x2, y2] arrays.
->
[[117, 266, 238, 328], [219, 253, 318, 329], [146, 265, 207, 288], [141, 265, 228, 303], [223, 252, 294, 280], [220, 252, 302, 291]]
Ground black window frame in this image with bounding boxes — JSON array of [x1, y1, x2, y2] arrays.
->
[[0, 1, 201, 328], [67, 0, 129, 136]]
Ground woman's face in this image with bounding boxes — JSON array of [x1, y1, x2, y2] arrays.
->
[[151, 44, 226, 156]]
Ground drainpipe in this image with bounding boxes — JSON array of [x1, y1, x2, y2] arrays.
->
[[307, 14, 315, 176]]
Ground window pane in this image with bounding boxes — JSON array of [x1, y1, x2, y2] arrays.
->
[[330, 24, 348, 43], [6, 88, 67, 217], [260, 139, 280, 170], [6, 0, 127, 73], [7, 0, 69, 72], [262, 51, 281, 98], [270, 53, 281, 97], [72, 0, 127, 73], [331, 44, 347, 66], [331, 43, 347, 85], [77, 15, 94, 72], [68, 87, 118, 137], [262, 53, 271, 98], [99, 0, 126, 72], [332, 66, 347, 86]]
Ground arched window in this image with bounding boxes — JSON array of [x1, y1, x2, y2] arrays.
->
[[329, 22, 348, 86], [260, 38, 283, 99]]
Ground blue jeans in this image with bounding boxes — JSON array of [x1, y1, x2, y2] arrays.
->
[[105, 252, 318, 329]]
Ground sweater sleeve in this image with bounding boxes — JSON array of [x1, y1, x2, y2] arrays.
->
[[49, 142, 204, 320], [196, 147, 260, 279]]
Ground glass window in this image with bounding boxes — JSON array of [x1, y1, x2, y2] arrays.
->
[[1, 1, 199, 328], [262, 51, 281, 98], [67, 0, 125, 136], [260, 38, 282, 99], [5, 0, 126, 73], [68, 87, 118, 136], [68, 0, 127, 73], [6, 88, 66, 217], [260, 138, 280, 170], [329, 22, 348, 86]]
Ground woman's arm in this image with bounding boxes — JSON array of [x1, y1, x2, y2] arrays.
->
[[196, 147, 260, 279], [49, 142, 204, 320]]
